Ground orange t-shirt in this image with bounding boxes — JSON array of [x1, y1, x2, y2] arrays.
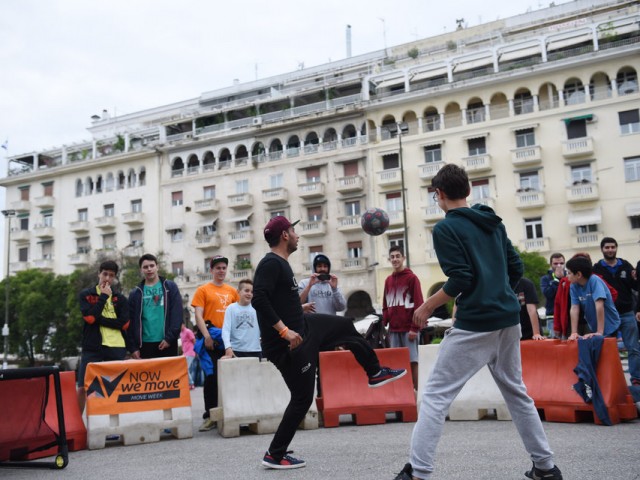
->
[[191, 283, 239, 328]]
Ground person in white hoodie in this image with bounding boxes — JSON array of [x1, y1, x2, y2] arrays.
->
[[298, 254, 347, 315]]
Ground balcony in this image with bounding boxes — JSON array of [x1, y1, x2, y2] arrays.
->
[[562, 137, 594, 158], [571, 232, 601, 249], [422, 205, 445, 223], [228, 230, 254, 245], [10, 229, 30, 243], [10, 200, 30, 212], [195, 234, 221, 250], [194, 198, 220, 214], [262, 187, 288, 204], [337, 215, 361, 232], [388, 209, 405, 227], [377, 168, 402, 187], [33, 195, 55, 209], [10, 261, 30, 272], [298, 220, 326, 236], [123, 245, 144, 258], [520, 237, 550, 252], [33, 224, 55, 238], [418, 161, 444, 181], [341, 257, 369, 272], [32, 257, 54, 270], [95, 216, 117, 229], [69, 220, 90, 233], [230, 269, 253, 281], [122, 212, 145, 225], [515, 190, 546, 209], [227, 193, 253, 209], [336, 175, 364, 193], [69, 253, 91, 266], [298, 181, 325, 199], [511, 146, 542, 166], [566, 183, 599, 203], [463, 154, 492, 173]]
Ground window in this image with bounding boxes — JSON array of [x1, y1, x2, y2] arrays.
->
[[423, 144, 442, 163], [519, 172, 540, 191], [386, 192, 403, 212], [343, 161, 359, 176], [467, 137, 486, 156], [18, 247, 28, 262], [170, 228, 183, 242], [203, 185, 216, 199], [625, 157, 640, 182], [427, 187, 438, 206], [139, 168, 146, 186], [102, 233, 116, 250], [571, 164, 592, 184], [235, 179, 248, 194], [105, 173, 115, 192], [524, 217, 543, 240], [566, 119, 587, 139], [307, 206, 322, 221], [270, 173, 284, 189], [306, 167, 321, 183], [20, 187, 30, 201], [270, 210, 285, 219], [389, 234, 405, 251], [236, 220, 251, 231], [308, 245, 324, 265], [171, 191, 183, 206], [576, 224, 598, 234], [471, 179, 490, 199], [103, 204, 115, 217], [77, 237, 90, 254], [236, 254, 251, 270], [78, 208, 88, 221], [345, 200, 361, 216], [171, 261, 184, 276], [43, 212, 53, 227], [630, 216, 640, 229], [41, 241, 53, 260], [515, 128, 535, 148], [19, 217, 29, 230], [382, 153, 399, 170], [130, 229, 143, 246], [347, 241, 362, 258], [43, 182, 53, 196], [619, 109, 640, 134], [75, 179, 83, 197], [131, 199, 142, 213]]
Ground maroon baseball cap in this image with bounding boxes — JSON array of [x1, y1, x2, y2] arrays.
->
[[263, 216, 299, 243]]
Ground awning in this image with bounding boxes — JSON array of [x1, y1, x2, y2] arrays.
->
[[625, 203, 640, 217], [225, 213, 253, 223], [198, 217, 218, 228], [498, 44, 542, 62], [568, 207, 601, 226], [409, 66, 448, 82], [462, 132, 489, 140], [452, 55, 494, 72], [563, 114, 593, 125], [511, 123, 539, 132], [375, 77, 405, 90], [164, 224, 184, 232]]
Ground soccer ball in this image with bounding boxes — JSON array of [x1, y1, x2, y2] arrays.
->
[[361, 207, 390, 236]]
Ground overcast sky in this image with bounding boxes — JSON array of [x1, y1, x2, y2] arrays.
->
[[0, 0, 561, 277]]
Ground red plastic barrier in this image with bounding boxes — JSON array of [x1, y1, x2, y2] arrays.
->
[[318, 347, 416, 427], [521, 338, 637, 425], [25, 371, 87, 459]]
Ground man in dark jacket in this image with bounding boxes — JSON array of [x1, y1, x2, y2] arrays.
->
[[77, 260, 131, 412], [128, 253, 183, 359], [540, 252, 565, 337]]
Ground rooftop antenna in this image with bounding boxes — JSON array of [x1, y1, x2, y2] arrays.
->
[[346, 25, 352, 58], [378, 18, 387, 55], [456, 18, 465, 30]]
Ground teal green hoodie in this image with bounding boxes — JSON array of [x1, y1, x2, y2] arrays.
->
[[433, 204, 523, 332]]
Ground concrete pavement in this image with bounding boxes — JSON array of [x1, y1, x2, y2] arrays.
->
[[2, 387, 638, 479]]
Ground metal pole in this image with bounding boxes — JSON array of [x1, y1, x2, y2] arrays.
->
[[2, 210, 15, 369], [398, 127, 410, 268]]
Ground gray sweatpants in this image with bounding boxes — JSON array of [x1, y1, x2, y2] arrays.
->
[[410, 325, 554, 479]]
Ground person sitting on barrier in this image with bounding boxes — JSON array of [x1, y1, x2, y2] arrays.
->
[[128, 253, 183, 359], [515, 277, 544, 341], [383, 245, 424, 390], [252, 215, 406, 470], [191, 255, 239, 432], [77, 260, 132, 413], [221, 278, 261, 359], [540, 253, 565, 338], [394, 164, 562, 480], [180, 323, 196, 389]]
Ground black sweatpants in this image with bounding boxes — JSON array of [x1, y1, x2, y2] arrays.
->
[[203, 348, 224, 418], [267, 313, 381, 460]]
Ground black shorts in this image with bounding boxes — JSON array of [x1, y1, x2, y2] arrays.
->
[[77, 346, 127, 387]]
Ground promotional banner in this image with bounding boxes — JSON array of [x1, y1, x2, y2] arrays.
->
[[85, 357, 190, 415]]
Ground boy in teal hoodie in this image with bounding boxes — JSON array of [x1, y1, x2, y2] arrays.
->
[[394, 164, 562, 480]]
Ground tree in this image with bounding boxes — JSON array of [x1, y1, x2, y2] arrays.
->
[[515, 247, 549, 301]]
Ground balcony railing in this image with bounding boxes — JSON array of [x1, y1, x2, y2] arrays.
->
[[297, 182, 325, 199], [228, 230, 254, 245], [566, 183, 599, 203], [122, 212, 144, 225], [377, 168, 401, 186], [262, 187, 288, 204], [195, 234, 221, 249], [463, 154, 492, 173], [230, 269, 253, 281], [32, 258, 54, 270], [521, 237, 550, 252], [299, 220, 326, 236], [511, 146, 541, 166], [571, 232, 600, 248], [337, 215, 361, 231], [562, 137, 594, 158], [516, 190, 546, 209], [10, 229, 30, 243], [33, 224, 55, 238], [422, 205, 445, 223], [227, 193, 253, 209], [10, 200, 30, 212], [418, 161, 444, 180], [336, 175, 364, 193], [341, 257, 369, 271], [69, 253, 91, 265], [95, 216, 117, 229], [69, 220, 90, 232], [33, 196, 55, 209], [387, 209, 404, 227], [194, 198, 220, 214]]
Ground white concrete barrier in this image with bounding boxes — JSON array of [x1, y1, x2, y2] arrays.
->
[[87, 406, 193, 449], [213, 357, 318, 438], [418, 344, 511, 421]]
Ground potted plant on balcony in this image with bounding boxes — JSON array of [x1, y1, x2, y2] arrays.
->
[[235, 258, 252, 271]]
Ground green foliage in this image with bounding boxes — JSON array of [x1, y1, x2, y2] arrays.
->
[[407, 47, 419, 59], [114, 134, 125, 152], [514, 247, 549, 302], [430, 337, 443, 344]]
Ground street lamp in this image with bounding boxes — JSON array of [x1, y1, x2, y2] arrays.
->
[[1, 209, 16, 369], [385, 122, 411, 268]]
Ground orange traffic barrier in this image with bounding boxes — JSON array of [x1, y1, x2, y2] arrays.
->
[[521, 338, 637, 425], [23, 371, 87, 459], [317, 347, 416, 428]]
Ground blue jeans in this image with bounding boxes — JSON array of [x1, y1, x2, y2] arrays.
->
[[618, 311, 640, 402]]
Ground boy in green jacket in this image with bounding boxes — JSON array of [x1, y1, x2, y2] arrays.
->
[[394, 164, 562, 480]]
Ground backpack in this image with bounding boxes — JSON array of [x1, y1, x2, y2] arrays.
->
[[364, 318, 389, 349]]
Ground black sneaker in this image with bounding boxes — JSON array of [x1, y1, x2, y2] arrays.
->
[[369, 367, 407, 387], [393, 462, 414, 480], [524, 463, 563, 479], [261, 451, 306, 469]]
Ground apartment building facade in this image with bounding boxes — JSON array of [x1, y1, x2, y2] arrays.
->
[[2, 0, 639, 317]]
